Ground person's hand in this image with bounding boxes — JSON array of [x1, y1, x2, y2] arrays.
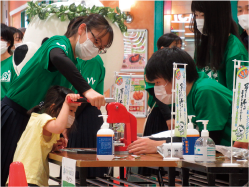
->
[[83, 88, 105, 109], [52, 138, 67, 152], [62, 129, 68, 147], [166, 119, 175, 130], [65, 94, 82, 107], [127, 137, 165, 155], [233, 141, 249, 149]]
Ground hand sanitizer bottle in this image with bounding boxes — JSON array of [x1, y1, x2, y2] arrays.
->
[[97, 115, 114, 161], [194, 120, 215, 163], [182, 115, 200, 161]]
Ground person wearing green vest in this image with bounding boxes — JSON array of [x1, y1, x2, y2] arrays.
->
[[191, 1, 248, 90], [234, 0, 249, 149], [1, 24, 16, 100], [64, 55, 107, 178], [141, 33, 182, 176], [144, 33, 182, 134], [1, 14, 113, 185], [128, 47, 238, 155]]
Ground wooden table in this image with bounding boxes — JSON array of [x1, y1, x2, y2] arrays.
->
[[48, 149, 180, 186], [179, 159, 249, 186]]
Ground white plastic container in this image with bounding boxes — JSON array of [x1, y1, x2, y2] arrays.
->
[[157, 142, 183, 158], [194, 120, 215, 163], [97, 115, 114, 161], [182, 115, 200, 161]]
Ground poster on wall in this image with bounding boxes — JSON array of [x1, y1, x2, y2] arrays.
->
[[113, 75, 147, 117], [121, 29, 148, 72]]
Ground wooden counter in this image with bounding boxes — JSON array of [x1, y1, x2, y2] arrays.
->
[[48, 150, 179, 168]]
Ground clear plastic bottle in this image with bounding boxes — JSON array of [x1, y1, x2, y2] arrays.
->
[[182, 115, 200, 161], [194, 120, 215, 163], [97, 115, 114, 161]]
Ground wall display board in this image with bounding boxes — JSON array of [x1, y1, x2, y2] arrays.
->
[[121, 29, 148, 72], [113, 74, 147, 118]]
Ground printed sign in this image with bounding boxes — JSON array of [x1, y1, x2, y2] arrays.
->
[[62, 157, 76, 187], [121, 29, 148, 72], [174, 68, 187, 137], [114, 76, 131, 107], [232, 63, 249, 143], [114, 75, 147, 117]]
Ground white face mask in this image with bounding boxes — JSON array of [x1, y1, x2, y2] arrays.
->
[[1, 41, 8, 55], [15, 42, 23, 48], [238, 14, 249, 31], [196, 19, 206, 35], [11, 42, 23, 53], [154, 83, 174, 105], [66, 115, 75, 128], [75, 27, 99, 60]]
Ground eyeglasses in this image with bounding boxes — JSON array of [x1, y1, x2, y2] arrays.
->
[[88, 28, 107, 54]]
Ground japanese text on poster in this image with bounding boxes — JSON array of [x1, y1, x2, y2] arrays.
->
[[232, 64, 249, 143], [114, 75, 147, 117], [174, 68, 187, 137]]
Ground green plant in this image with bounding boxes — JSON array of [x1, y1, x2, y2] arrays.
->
[[26, 1, 127, 32]]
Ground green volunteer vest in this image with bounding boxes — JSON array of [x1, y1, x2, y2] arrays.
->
[[197, 34, 248, 91], [1, 56, 17, 100], [6, 35, 77, 110]]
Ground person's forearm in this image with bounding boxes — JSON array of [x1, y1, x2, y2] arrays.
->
[[44, 102, 69, 134], [49, 48, 92, 94]]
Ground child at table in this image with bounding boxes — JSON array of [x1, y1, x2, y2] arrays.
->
[[6, 86, 81, 186]]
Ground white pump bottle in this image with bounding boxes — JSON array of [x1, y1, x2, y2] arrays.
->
[[194, 120, 215, 163], [182, 115, 200, 161], [97, 115, 114, 161]]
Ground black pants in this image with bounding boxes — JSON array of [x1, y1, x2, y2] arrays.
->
[[1, 97, 29, 186]]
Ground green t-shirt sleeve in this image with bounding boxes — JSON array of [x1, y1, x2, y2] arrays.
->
[[194, 88, 231, 131]]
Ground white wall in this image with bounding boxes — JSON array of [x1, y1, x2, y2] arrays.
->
[[2, 1, 9, 25]]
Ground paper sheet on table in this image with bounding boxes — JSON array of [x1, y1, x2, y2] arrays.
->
[[150, 130, 175, 138]]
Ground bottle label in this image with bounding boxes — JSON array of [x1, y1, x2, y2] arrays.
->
[[97, 136, 113, 155], [195, 146, 215, 161], [182, 137, 199, 155]]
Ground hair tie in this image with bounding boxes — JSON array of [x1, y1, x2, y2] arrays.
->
[[38, 101, 44, 110]]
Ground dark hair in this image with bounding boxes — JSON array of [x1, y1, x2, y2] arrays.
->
[[27, 86, 74, 117], [65, 14, 113, 48], [1, 23, 14, 54], [190, 1, 240, 70], [145, 47, 199, 83], [157, 33, 182, 50], [9, 26, 24, 40], [0, 23, 8, 29]]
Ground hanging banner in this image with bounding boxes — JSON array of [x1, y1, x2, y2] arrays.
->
[[174, 68, 188, 137], [62, 157, 76, 187], [232, 64, 249, 143], [121, 29, 148, 72], [114, 75, 147, 117]]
